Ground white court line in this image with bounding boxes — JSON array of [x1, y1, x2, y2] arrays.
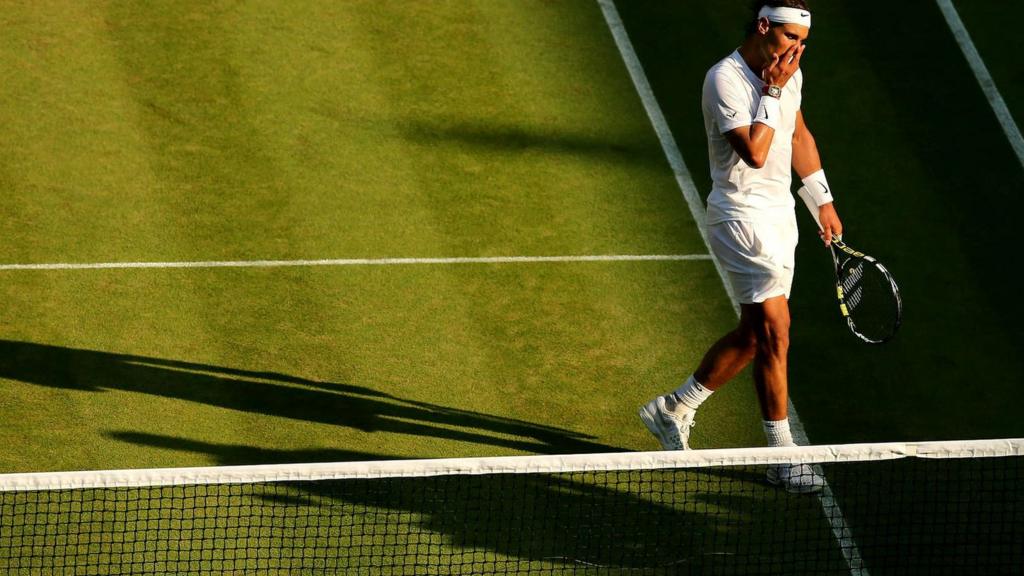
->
[[0, 254, 712, 272], [592, 4, 739, 314], [937, 0, 1024, 171], [595, 2, 867, 574]]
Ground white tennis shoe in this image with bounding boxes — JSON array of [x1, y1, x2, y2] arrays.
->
[[638, 395, 695, 450], [766, 462, 826, 494]]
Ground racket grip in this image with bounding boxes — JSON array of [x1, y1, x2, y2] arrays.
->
[[797, 186, 823, 231]]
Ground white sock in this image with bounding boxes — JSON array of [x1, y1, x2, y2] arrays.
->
[[763, 419, 795, 447], [672, 375, 713, 411]]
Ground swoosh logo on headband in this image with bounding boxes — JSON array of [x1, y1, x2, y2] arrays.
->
[[801, 12, 809, 17]]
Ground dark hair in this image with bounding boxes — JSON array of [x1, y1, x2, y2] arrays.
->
[[745, 0, 811, 36]]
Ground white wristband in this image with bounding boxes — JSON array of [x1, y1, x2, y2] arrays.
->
[[801, 169, 834, 206], [754, 96, 781, 130]]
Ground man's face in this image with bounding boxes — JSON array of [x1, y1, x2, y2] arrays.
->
[[760, 21, 810, 61]]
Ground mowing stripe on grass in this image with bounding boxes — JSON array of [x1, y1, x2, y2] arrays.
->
[[937, 0, 1024, 171], [597, 2, 867, 574], [595, 0, 739, 315], [0, 254, 712, 272]]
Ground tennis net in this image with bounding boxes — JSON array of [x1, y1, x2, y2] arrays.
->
[[1, 439, 1021, 575]]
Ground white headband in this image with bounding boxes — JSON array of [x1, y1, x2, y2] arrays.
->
[[758, 6, 812, 28]]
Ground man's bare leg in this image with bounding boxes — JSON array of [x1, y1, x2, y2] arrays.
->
[[692, 309, 759, 391], [749, 295, 790, 422]]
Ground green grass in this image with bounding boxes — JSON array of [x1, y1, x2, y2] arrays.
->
[[0, 0, 766, 475], [0, 261, 757, 472], [1, 468, 851, 575], [0, 0, 702, 264], [2, 1, 1023, 573], [1, 0, 1020, 468]]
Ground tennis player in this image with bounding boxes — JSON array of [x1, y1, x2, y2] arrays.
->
[[639, 0, 842, 493]]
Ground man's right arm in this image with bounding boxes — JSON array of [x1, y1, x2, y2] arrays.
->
[[724, 122, 777, 169], [721, 44, 804, 169]]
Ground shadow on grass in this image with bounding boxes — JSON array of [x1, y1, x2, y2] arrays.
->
[[401, 119, 664, 167], [0, 339, 616, 456], [102, 431, 841, 573]]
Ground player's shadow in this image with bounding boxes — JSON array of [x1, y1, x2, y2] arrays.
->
[[401, 119, 664, 167], [0, 339, 615, 455], [109, 431, 832, 573]]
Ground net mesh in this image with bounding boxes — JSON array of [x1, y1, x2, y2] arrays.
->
[[1, 440, 1021, 575]]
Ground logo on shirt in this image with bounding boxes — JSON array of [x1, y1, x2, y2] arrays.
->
[[725, 110, 738, 119]]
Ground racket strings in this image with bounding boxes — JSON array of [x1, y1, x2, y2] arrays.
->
[[840, 259, 901, 343]]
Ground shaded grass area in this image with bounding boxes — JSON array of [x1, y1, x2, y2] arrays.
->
[[613, 0, 1024, 443], [950, 0, 1024, 138], [828, 456, 1024, 576]]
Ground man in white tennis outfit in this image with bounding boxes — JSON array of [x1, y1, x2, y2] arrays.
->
[[639, 0, 843, 494]]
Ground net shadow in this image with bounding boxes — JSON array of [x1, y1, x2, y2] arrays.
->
[[0, 339, 615, 457]]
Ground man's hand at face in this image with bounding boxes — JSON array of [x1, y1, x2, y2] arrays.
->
[[762, 44, 804, 88]]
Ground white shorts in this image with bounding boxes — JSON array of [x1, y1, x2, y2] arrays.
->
[[708, 217, 798, 304]]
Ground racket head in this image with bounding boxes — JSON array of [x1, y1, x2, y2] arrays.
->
[[830, 240, 903, 344]]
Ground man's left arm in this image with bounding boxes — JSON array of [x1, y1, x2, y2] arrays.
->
[[793, 110, 843, 245]]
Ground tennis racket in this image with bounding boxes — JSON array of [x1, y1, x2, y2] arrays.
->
[[798, 187, 903, 344]]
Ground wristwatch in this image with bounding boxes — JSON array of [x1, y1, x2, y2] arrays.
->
[[762, 84, 782, 98]]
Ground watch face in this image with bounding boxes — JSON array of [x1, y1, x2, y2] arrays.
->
[[768, 85, 782, 98]]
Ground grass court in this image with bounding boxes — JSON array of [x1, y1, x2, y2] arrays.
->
[[1, 1, 1022, 572]]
